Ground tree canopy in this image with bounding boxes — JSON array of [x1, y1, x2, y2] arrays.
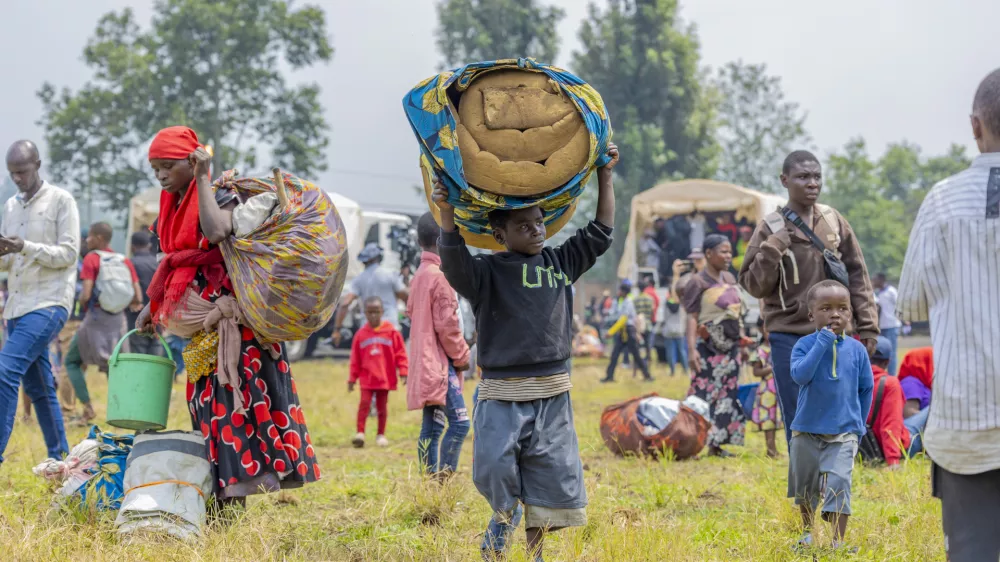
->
[[714, 61, 810, 194], [825, 138, 971, 278], [571, 0, 718, 263], [38, 0, 333, 220], [435, 0, 565, 68]]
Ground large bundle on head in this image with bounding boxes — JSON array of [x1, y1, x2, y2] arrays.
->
[[215, 169, 349, 344], [403, 58, 613, 250]]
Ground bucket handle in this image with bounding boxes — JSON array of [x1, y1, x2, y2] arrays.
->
[[109, 329, 174, 368]]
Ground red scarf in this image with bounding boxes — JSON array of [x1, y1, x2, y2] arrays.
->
[[147, 126, 225, 322]]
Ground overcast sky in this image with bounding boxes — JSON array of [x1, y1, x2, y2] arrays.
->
[[2, 0, 997, 213]]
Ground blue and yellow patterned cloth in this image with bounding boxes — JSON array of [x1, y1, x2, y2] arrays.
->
[[403, 58, 612, 248], [77, 426, 133, 511]]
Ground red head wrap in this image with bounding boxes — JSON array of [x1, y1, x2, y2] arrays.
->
[[146, 126, 225, 323], [148, 126, 201, 160]]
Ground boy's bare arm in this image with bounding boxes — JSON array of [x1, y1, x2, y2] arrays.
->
[[595, 143, 619, 227]]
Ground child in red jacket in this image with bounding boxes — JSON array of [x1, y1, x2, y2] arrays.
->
[[867, 337, 911, 467], [349, 296, 408, 448]]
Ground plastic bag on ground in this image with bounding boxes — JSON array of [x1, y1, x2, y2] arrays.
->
[[116, 431, 212, 541]]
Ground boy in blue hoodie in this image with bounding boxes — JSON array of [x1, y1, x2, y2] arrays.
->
[[788, 280, 874, 552]]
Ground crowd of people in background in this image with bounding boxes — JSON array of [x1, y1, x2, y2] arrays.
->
[[0, 65, 998, 562]]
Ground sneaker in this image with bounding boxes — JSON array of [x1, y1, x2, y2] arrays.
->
[[793, 532, 814, 553], [376, 435, 389, 447], [351, 432, 365, 448], [599, 377, 614, 383], [831, 541, 859, 555]]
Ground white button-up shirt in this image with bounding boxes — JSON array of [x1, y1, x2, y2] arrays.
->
[[898, 152, 1000, 474], [0, 182, 80, 320]]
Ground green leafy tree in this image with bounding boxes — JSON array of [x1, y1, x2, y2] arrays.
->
[[572, 0, 718, 267], [714, 61, 810, 194], [824, 138, 971, 278], [435, 0, 565, 67], [37, 0, 333, 219]]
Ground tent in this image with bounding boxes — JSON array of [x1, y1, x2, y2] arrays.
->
[[127, 187, 367, 280], [618, 179, 786, 279]]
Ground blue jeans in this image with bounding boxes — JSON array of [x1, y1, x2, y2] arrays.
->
[[165, 335, 189, 377], [418, 366, 469, 474], [472, 386, 524, 553], [0, 306, 70, 463], [664, 336, 688, 374], [769, 332, 804, 444], [882, 327, 899, 376], [904, 407, 930, 457]]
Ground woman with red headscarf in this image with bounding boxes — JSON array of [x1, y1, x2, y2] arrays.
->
[[136, 126, 319, 507]]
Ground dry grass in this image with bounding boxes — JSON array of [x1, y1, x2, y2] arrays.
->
[[0, 358, 942, 561]]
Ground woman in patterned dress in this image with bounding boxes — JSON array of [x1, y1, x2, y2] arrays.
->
[[136, 126, 319, 507], [681, 234, 747, 457], [750, 318, 782, 458]]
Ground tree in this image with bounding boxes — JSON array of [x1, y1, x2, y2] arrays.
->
[[38, 0, 333, 220], [435, 0, 565, 68], [824, 138, 971, 278], [714, 61, 810, 194], [572, 0, 718, 266]]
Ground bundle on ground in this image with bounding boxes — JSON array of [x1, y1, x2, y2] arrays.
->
[[403, 57, 612, 249], [600, 394, 711, 460]]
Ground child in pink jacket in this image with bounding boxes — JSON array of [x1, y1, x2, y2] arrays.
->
[[406, 213, 470, 476]]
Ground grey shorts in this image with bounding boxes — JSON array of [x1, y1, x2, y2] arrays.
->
[[472, 392, 587, 515], [787, 433, 857, 515], [932, 463, 1000, 562]]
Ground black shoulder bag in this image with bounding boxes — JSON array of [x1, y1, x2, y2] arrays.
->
[[858, 377, 887, 464], [781, 208, 851, 288]]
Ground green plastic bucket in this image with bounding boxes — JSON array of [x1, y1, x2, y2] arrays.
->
[[106, 329, 177, 431]]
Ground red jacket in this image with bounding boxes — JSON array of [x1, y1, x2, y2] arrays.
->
[[349, 322, 408, 391], [867, 365, 911, 466], [643, 286, 660, 323]]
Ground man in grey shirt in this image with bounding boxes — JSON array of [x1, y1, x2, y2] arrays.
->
[[332, 243, 408, 344]]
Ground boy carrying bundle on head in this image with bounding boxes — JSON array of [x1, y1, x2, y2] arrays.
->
[[788, 280, 874, 554], [435, 144, 619, 562]]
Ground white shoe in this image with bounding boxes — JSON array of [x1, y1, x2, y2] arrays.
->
[[352, 432, 365, 448], [376, 435, 389, 447]]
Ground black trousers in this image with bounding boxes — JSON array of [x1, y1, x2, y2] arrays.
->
[[605, 325, 650, 380]]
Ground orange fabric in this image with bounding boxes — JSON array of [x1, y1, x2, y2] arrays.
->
[[898, 347, 933, 389]]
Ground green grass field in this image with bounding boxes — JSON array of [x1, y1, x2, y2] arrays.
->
[[0, 358, 942, 561]]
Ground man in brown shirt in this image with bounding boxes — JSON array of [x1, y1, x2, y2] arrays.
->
[[739, 150, 878, 445]]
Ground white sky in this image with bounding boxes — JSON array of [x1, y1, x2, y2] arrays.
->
[[2, 0, 997, 214]]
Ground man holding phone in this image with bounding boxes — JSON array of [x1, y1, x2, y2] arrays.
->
[[0, 140, 80, 465]]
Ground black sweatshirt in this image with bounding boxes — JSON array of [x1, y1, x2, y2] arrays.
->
[[439, 221, 613, 379]]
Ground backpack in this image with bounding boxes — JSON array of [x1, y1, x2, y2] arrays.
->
[[93, 250, 135, 313], [858, 377, 887, 464], [764, 204, 842, 255]]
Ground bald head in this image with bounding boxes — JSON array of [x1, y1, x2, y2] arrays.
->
[[6, 140, 42, 194], [6, 140, 39, 164], [973, 68, 1000, 141]]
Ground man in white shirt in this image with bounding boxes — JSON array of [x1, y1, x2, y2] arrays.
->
[[872, 273, 901, 375], [898, 68, 1000, 562], [0, 140, 80, 464]]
